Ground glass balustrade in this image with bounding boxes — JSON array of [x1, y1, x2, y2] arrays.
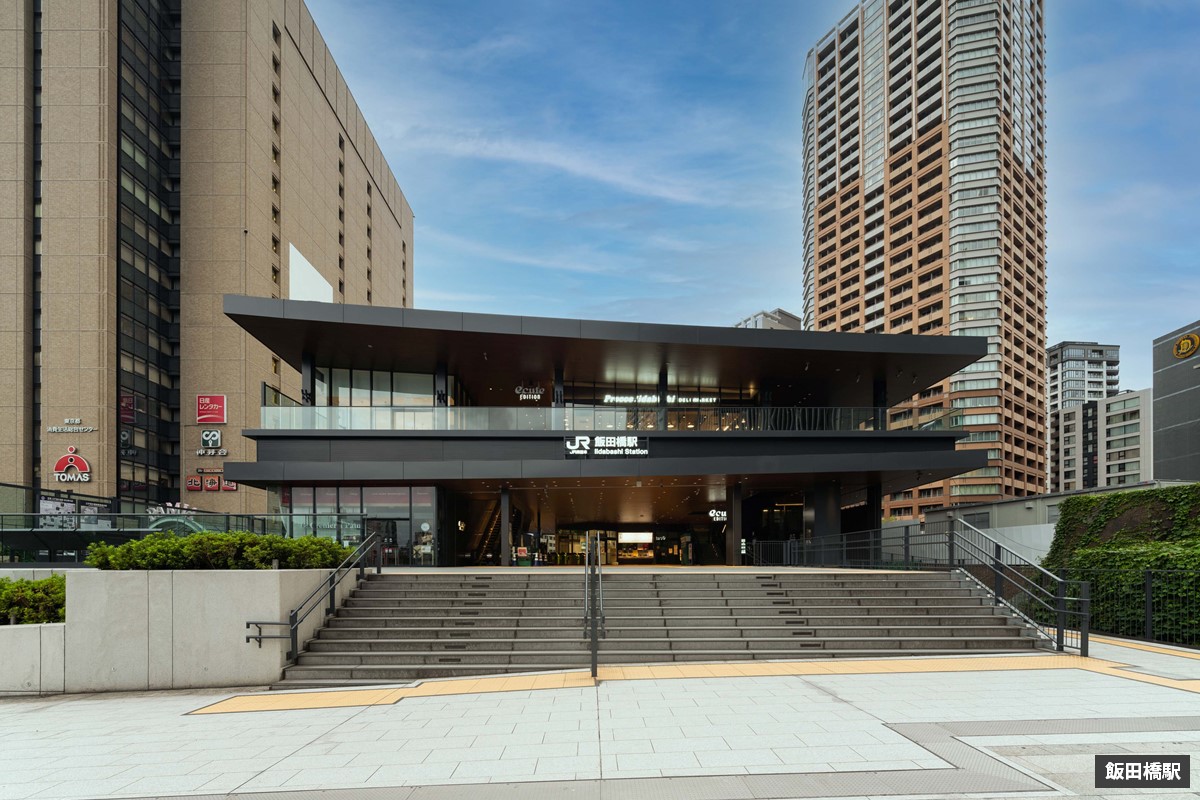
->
[[259, 405, 957, 433]]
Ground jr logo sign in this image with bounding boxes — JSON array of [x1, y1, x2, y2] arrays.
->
[[564, 436, 591, 456]]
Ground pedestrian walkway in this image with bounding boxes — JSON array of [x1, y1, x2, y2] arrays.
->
[[2, 637, 1200, 799]]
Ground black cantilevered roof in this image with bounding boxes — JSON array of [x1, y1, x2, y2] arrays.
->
[[224, 295, 986, 408]]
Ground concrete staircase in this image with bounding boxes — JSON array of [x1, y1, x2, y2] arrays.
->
[[275, 570, 1037, 688]]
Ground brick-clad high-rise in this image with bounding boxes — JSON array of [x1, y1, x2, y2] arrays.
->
[[801, 0, 1046, 516], [0, 0, 413, 512]]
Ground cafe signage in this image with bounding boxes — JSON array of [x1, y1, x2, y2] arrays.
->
[[515, 385, 544, 401]]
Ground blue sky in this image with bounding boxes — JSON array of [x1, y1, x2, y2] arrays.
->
[[308, 0, 1200, 390]]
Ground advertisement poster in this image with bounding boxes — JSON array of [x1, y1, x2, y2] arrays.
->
[[39, 497, 78, 530]]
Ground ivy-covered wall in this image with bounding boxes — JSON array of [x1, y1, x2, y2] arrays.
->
[[1043, 483, 1200, 571]]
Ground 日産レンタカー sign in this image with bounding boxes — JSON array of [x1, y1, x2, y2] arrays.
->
[[196, 395, 227, 424]]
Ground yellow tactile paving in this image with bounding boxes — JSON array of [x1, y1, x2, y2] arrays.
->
[[1090, 634, 1200, 661], [190, 653, 1096, 715], [190, 645, 1200, 717]]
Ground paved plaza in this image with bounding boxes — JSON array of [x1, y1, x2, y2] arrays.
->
[[3, 638, 1200, 799]]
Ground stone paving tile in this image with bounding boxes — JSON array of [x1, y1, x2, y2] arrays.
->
[[649, 735, 730, 753], [533, 755, 600, 774], [281, 766, 381, 787], [613, 751, 703, 771], [694, 748, 782, 768], [367, 763, 457, 785]]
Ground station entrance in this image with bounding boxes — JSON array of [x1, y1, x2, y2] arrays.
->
[[544, 528, 716, 566], [439, 478, 739, 566]]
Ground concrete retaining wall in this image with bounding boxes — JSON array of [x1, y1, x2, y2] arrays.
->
[[0, 569, 355, 694]]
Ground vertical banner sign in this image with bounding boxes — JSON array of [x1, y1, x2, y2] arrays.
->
[[197, 395, 227, 424]]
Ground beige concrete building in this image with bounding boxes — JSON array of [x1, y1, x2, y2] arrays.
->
[[0, 0, 412, 514], [800, 0, 1047, 518]]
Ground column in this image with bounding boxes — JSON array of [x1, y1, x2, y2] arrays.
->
[[806, 483, 842, 565], [499, 487, 511, 567], [872, 376, 888, 430], [725, 482, 742, 566], [300, 351, 315, 405]]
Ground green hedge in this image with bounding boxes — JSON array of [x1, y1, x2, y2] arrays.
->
[[1043, 483, 1200, 572], [85, 531, 353, 570], [1065, 542, 1200, 645], [0, 575, 66, 624]]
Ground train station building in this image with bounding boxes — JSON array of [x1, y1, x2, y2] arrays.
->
[[223, 295, 989, 567]]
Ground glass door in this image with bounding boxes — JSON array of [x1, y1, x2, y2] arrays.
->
[[365, 518, 412, 566]]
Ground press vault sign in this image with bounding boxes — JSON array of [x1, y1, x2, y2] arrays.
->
[[564, 435, 649, 458]]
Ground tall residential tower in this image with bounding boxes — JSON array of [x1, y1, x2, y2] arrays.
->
[[0, 0, 413, 513], [801, 0, 1047, 516]]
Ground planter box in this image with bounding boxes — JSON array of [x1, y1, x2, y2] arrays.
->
[[0, 569, 353, 694]]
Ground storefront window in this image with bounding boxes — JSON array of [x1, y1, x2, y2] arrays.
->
[[339, 487, 363, 542], [411, 487, 437, 567], [314, 368, 328, 406], [330, 369, 350, 407], [393, 372, 434, 406], [363, 486, 410, 517], [314, 486, 339, 539], [352, 370, 372, 407], [372, 371, 391, 406]]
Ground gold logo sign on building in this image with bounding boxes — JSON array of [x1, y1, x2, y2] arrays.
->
[[1174, 334, 1200, 359]]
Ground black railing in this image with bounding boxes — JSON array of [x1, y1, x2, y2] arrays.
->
[[581, 530, 605, 677], [751, 519, 1090, 656], [1060, 568, 1200, 648], [245, 532, 382, 662]]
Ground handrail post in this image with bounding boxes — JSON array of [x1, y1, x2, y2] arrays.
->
[[1144, 569, 1153, 641], [590, 549, 599, 678], [903, 525, 910, 569], [583, 534, 590, 632], [1080, 581, 1091, 657], [1055, 579, 1066, 652], [327, 571, 336, 617], [992, 541, 1002, 605], [375, 534, 382, 574], [947, 528, 956, 570], [287, 609, 298, 662]]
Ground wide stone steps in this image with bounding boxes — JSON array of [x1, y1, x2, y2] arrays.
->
[[273, 570, 1038, 688], [313, 625, 1018, 644]]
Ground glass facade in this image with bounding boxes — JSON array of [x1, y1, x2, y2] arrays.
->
[[116, 0, 181, 506], [281, 485, 439, 566]]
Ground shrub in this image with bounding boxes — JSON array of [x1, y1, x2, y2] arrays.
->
[[84, 532, 353, 570], [1043, 483, 1200, 572], [0, 575, 66, 624], [1064, 542, 1200, 645]]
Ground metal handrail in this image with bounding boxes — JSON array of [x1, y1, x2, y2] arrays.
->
[[245, 532, 382, 661], [748, 521, 1090, 656], [947, 519, 1090, 655], [581, 531, 605, 677]]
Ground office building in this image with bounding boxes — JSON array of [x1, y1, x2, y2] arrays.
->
[[1046, 341, 1119, 412], [223, 295, 988, 566], [1048, 388, 1152, 493], [733, 309, 805, 331], [800, 0, 1047, 517], [0, 0, 413, 513], [1153, 320, 1200, 481]]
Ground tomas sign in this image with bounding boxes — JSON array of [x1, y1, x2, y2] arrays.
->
[[53, 446, 91, 483]]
